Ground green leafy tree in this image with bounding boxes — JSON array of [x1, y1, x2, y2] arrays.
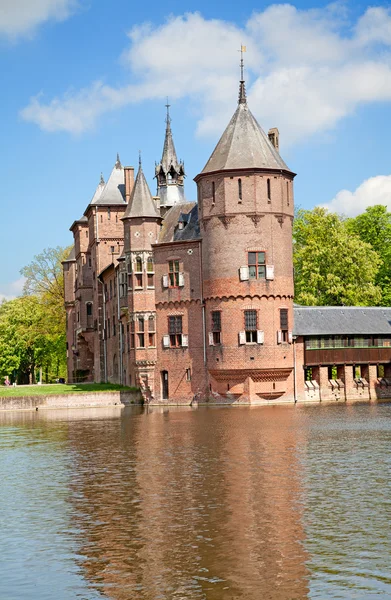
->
[[294, 207, 382, 306], [0, 296, 48, 383], [347, 205, 391, 305]]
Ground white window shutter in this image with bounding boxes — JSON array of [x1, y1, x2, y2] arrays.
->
[[288, 331, 293, 344], [266, 265, 274, 280], [181, 334, 189, 347], [257, 330, 264, 344], [162, 274, 169, 288], [163, 335, 170, 348], [178, 272, 185, 287], [239, 266, 249, 281], [239, 331, 246, 345], [208, 332, 214, 346], [277, 330, 282, 344]]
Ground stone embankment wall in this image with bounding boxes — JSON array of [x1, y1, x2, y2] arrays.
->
[[0, 390, 142, 411]]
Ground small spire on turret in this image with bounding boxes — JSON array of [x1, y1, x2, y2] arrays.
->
[[115, 153, 122, 168], [100, 172, 105, 185], [238, 44, 247, 105], [138, 150, 142, 169]]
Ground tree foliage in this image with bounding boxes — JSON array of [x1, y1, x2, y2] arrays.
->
[[293, 207, 382, 306], [0, 246, 71, 384], [347, 205, 391, 306]]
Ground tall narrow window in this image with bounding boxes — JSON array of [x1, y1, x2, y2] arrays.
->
[[108, 208, 111, 220], [286, 181, 290, 205], [135, 257, 143, 288], [245, 310, 257, 343], [126, 324, 130, 353], [238, 178, 242, 202], [248, 252, 266, 279], [113, 314, 116, 337], [130, 321, 135, 349], [109, 280, 113, 299], [212, 311, 221, 344], [137, 317, 145, 348], [280, 308, 288, 342], [147, 257, 154, 288], [148, 316, 156, 347], [168, 315, 182, 347], [212, 181, 215, 205], [169, 260, 180, 287], [267, 178, 271, 201]]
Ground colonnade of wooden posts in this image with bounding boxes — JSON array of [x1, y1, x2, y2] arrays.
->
[[303, 363, 391, 402]]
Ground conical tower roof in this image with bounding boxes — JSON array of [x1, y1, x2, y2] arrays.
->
[[123, 160, 161, 219], [94, 154, 126, 205], [201, 82, 291, 174]]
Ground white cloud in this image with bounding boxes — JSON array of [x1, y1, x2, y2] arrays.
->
[[0, 0, 79, 39], [320, 175, 391, 217], [0, 277, 26, 302], [20, 5, 391, 144]]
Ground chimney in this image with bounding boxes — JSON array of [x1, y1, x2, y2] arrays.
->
[[124, 166, 134, 203], [268, 128, 280, 153]]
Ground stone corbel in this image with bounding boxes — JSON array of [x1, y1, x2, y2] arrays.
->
[[218, 215, 235, 229]]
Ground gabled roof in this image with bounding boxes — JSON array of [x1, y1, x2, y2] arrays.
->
[[158, 202, 200, 243], [200, 85, 290, 175], [294, 306, 391, 336], [93, 155, 126, 205], [123, 162, 160, 219]]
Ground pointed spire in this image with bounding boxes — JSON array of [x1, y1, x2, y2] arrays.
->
[[100, 172, 105, 185], [123, 157, 161, 219], [239, 44, 247, 105], [115, 153, 122, 169]]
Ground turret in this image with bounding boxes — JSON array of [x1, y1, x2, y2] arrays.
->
[[155, 104, 186, 211], [194, 54, 296, 403]]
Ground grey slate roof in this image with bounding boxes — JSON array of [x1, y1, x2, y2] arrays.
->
[[93, 156, 125, 205], [90, 176, 105, 205], [201, 95, 290, 174], [294, 306, 391, 336], [158, 202, 200, 243], [123, 164, 160, 219], [62, 246, 76, 263]]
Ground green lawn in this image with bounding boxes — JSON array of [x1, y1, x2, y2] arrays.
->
[[0, 383, 139, 398]]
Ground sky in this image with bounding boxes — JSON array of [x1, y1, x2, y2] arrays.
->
[[2, 0, 391, 301]]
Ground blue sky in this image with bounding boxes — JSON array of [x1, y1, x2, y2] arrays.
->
[[2, 0, 391, 300]]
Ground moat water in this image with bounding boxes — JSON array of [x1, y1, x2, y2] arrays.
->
[[1, 403, 390, 599]]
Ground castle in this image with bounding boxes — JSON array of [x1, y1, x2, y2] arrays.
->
[[63, 72, 391, 405]]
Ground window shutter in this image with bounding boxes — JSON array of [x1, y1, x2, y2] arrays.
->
[[181, 334, 189, 347], [277, 330, 282, 344], [178, 272, 185, 287], [239, 331, 246, 345], [162, 274, 169, 288], [239, 266, 249, 281], [266, 265, 274, 280], [208, 332, 214, 346], [163, 335, 170, 348], [257, 330, 264, 344], [288, 331, 293, 344]]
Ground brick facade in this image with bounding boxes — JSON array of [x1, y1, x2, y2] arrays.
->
[[63, 85, 391, 405]]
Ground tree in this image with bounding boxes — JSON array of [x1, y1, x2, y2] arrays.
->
[[293, 207, 382, 306], [347, 205, 391, 305]]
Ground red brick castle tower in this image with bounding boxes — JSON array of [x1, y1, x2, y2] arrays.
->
[[195, 60, 296, 402]]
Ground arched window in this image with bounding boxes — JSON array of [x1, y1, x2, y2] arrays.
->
[[147, 257, 154, 272], [107, 208, 111, 220], [238, 178, 242, 202], [267, 178, 271, 201], [136, 257, 142, 272]]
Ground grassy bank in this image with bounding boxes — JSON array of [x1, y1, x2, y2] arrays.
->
[[0, 383, 139, 398]]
